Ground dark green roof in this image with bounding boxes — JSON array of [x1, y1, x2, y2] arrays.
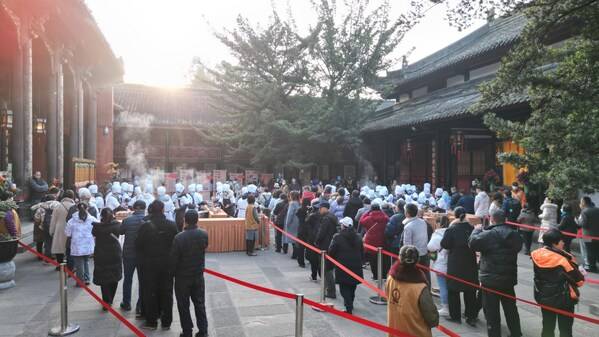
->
[[362, 76, 527, 133], [385, 14, 527, 89]]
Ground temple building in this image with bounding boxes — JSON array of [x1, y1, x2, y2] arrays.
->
[[113, 84, 223, 176], [362, 13, 555, 191], [0, 0, 122, 189]]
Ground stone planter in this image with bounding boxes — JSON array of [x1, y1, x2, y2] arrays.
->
[[0, 239, 18, 289]]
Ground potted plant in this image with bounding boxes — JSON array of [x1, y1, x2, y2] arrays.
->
[[0, 191, 19, 290], [482, 169, 501, 192]]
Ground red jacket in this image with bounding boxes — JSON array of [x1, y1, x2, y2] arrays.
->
[[359, 210, 389, 248], [302, 191, 316, 203]]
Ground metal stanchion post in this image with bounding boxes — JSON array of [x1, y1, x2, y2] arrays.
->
[[49, 263, 80, 336], [369, 247, 387, 305], [312, 250, 333, 311], [295, 294, 304, 337]]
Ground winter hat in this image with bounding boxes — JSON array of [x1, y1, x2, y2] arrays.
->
[[319, 201, 331, 209], [340, 217, 353, 228], [78, 187, 92, 200], [399, 245, 419, 265]]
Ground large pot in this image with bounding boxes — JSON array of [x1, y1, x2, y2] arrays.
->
[[0, 239, 18, 263]]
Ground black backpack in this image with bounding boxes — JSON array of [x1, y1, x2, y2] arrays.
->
[[42, 207, 54, 234], [506, 198, 522, 222]]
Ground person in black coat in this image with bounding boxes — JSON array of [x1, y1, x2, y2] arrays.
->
[[315, 202, 338, 298], [328, 217, 363, 314], [136, 200, 178, 330], [272, 194, 289, 253], [469, 209, 523, 337], [343, 190, 363, 221], [170, 209, 209, 337], [295, 198, 311, 268], [302, 204, 321, 281], [558, 204, 577, 253], [92, 208, 123, 310], [440, 207, 479, 326]]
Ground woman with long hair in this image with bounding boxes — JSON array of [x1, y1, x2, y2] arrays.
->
[[64, 202, 97, 284], [92, 208, 123, 310]]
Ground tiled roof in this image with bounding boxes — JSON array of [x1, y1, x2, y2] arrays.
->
[[385, 13, 527, 89], [362, 76, 527, 133], [113, 84, 220, 126]]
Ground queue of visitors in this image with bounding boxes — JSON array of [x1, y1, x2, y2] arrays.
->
[[22, 172, 599, 337]]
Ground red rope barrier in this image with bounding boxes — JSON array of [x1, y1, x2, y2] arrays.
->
[[270, 221, 459, 336], [17, 241, 147, 337], [362, 243, 599, 325], [204, 267, 416, 337], [505, 221, 599, 241]]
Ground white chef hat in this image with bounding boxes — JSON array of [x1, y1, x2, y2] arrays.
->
[[196, 184, 203, 191], [157, 186, 166, 196], [134, 186, 142, 195], [88, 184, 98, 194], [435, 188, 443, 197], [188, 184, 196, 193], [248, 184, 257, 194], [145, 183, 154, 194], [175, 183, 185, 193], [111, 183, 122, 194]]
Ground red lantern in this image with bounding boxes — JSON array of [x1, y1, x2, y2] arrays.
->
[[450, 131, 465, 160]]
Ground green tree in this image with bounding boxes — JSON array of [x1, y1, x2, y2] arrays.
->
[[472, 0, 599, 198], [194, 0, 423, 170]]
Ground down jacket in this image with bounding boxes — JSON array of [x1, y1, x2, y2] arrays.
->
[[359, 210, 389, 249], [468, 223, 523, 288], [92, 220, 123, 285]]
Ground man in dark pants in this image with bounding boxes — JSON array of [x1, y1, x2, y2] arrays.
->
[[136, 200, 178, 330], [272, 193, 289, 253], [171, 209, 209, 337], [315, 201, 338, 298], [579, 196, 599, 272], [469, 209, 523, 337], [119, 200, 146, 315]]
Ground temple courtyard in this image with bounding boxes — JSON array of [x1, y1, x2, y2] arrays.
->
[[1, 222, 598, 337]]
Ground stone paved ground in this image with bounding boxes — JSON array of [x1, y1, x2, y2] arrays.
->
[[2, 223, 598, 337]]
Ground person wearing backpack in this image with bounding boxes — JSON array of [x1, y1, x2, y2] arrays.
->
[[50, 190, 76, 266], [502, 190, 522, 223]]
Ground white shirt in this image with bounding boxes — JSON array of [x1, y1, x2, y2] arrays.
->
[[64, 214, 97, 256], [236, 198, 248, 218], [427, 228, 448, 273]]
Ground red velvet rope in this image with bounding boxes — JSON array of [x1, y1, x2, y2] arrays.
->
[[17, 241, 147, 337], [505, 220, 599, 241], [204, 267, 416, 337], [270, 221, 459, 337], [362, 243, 599, 325]]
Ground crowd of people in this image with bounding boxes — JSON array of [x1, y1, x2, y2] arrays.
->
[[21, 171, 599, 337]]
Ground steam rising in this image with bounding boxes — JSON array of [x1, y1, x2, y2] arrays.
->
[[116, 111, 156, 185]]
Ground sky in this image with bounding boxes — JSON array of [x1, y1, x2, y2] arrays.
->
[[86, 0, 484, 88]]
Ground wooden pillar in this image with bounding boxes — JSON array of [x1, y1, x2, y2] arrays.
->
[[431, 138, 438, 190], [77, 77, 84, 158], [11, 35, 24, 185], [56, 62, 64, 182], [46, 56, 58, 181], [23, 34, 33, 182], [84, 85, 97, 160]]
